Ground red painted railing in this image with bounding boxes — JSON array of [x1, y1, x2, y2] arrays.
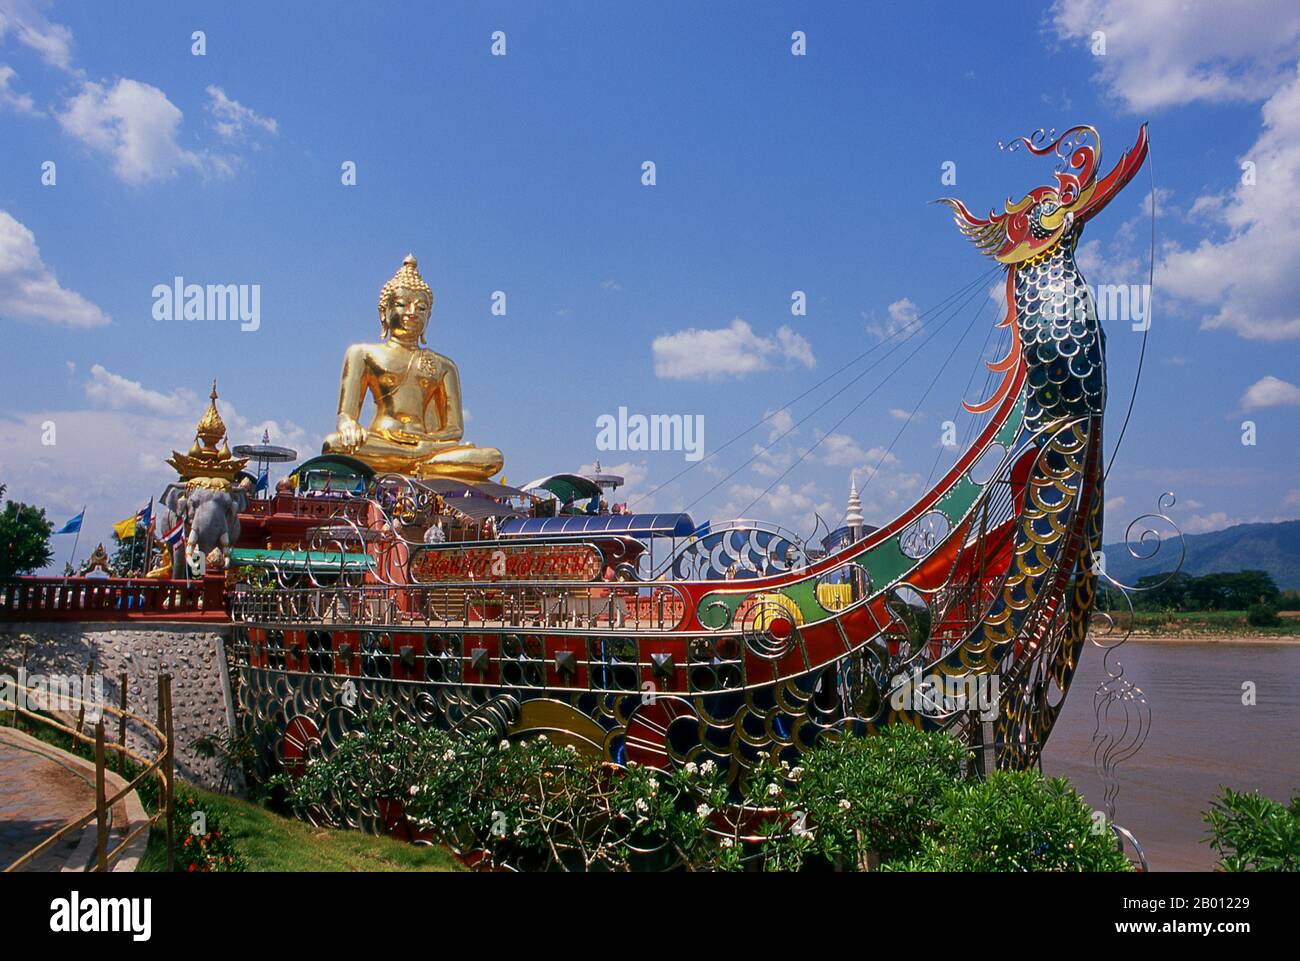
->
[[243, 493, 370, 522], [0, 574, 228, 623]]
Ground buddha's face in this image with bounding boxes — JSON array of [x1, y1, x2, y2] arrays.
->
[[383, 286, 431, 343]]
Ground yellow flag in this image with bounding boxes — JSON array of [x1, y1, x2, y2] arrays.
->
[[113, 516, 138, 539]]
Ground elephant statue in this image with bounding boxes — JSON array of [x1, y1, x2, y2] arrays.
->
[[159, 480, 251, 576]]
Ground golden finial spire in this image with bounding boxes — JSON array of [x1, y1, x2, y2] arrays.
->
[[167, 378, 247, 488], [194, 379, 227, 449]]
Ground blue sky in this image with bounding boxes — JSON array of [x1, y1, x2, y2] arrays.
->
[[1, 0, 1299, 568]]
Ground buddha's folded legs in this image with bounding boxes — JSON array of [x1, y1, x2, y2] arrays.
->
[[322, 431, 502, 480], [415, 443, 504, 481]]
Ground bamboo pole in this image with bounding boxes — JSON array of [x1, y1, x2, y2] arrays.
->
[[163, 673, 175, 871], [94, 721, 108, 872], [75, 654, 94, 737], [15, 638, 28, 727], [117, 670, 128, 777]]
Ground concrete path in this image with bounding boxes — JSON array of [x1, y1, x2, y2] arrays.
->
[[0, 725, 147, 871]]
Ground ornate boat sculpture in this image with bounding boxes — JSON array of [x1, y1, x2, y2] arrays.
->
[[230, 124, 1150, 821]]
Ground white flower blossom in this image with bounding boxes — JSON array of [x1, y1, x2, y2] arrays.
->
[[635, 797, 649, 812], [767, 782, 780, 797], [789, 766, 804, 781], [442, 748, 456, 762], [696, 803, 712, 818], [499, 739, 510, 751], [409, 784, 419, 796], [647, 778, 659, 795], [721, 837, 734, 848], [700, 760, 716, 776], [684, 761, 698, 776], [838, 798, 852, 811]]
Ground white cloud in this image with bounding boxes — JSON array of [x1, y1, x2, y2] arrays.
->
[[1050, 0, 1300, 112], [0, 0, 75, 71], [776, 326, 816, 368], [205, 85, 277, 141], [820, 433, 899, 469], [0, 63, 35, 113], [1053, 3, 1300, 341], [599, 278, 622, 292], [718, 480, 832, 536], [0, 367, 315, 571], [84, 364, 193, 415], [0, 210, 109, 327], [652, 318, 815, 381], [765, 407, 794, 442], [1, 11, 265, 182], [1241, 375, 1300, 410], [1183, 511, 1235, 534], [58, 78, 206, 184], [1158, 65, 1300, 340], [866, 297, 922, 341]]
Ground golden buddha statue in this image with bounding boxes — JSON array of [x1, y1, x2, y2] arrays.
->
[[321, 255, 504, 480]]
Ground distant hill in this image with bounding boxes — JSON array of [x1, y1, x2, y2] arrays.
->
[[1102, 519, 1300, 591]]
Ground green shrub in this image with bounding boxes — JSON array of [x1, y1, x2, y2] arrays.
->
[[757, 724, 969, 869], [1203, 787, 1300, 872], [886, 771, 1132, 872], [268, 712, 1130, 872], [1246, 602, 1281, 627], [174, 791, 247, 872]]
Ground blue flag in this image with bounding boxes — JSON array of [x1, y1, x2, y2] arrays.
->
[[55, 510, 84, 535], [256, 470, 269, 492]]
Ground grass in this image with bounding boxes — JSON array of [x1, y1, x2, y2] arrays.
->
[[136, 782, 462, 872], [1117, 609, 1300, 637], [2, 712, 461, 872]]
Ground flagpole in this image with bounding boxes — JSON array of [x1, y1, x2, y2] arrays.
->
[[143, 496, 155, 577]]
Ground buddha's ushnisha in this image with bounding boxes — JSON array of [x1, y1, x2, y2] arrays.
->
[[321, 254, 504, 480]]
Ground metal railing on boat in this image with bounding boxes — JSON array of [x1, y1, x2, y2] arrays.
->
[[230, 581, 690, 632]]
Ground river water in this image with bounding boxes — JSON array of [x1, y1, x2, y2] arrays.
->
[[1041, 638, 1300, 871]]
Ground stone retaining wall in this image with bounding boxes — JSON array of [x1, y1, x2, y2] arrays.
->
[[0, 623, 239, 794]]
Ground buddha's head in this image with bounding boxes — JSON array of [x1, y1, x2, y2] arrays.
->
[[378, 254, 434, 344]]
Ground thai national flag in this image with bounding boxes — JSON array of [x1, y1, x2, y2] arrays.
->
[[135, 501, 152, 530], [162, 519, 185, 550]]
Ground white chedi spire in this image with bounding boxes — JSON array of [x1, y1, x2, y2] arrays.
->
[[845, 473, 865, 538]]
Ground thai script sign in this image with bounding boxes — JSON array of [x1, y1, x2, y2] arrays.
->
[[410, 544, 603, 582]]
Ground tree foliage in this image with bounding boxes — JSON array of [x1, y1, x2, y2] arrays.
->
[[0, 485, 54, 578], [1203, 787, 1300, 872], [1105, 569, 1281, 612]]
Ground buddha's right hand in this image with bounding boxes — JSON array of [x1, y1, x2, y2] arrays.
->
[[337, 417, 367, 450]]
